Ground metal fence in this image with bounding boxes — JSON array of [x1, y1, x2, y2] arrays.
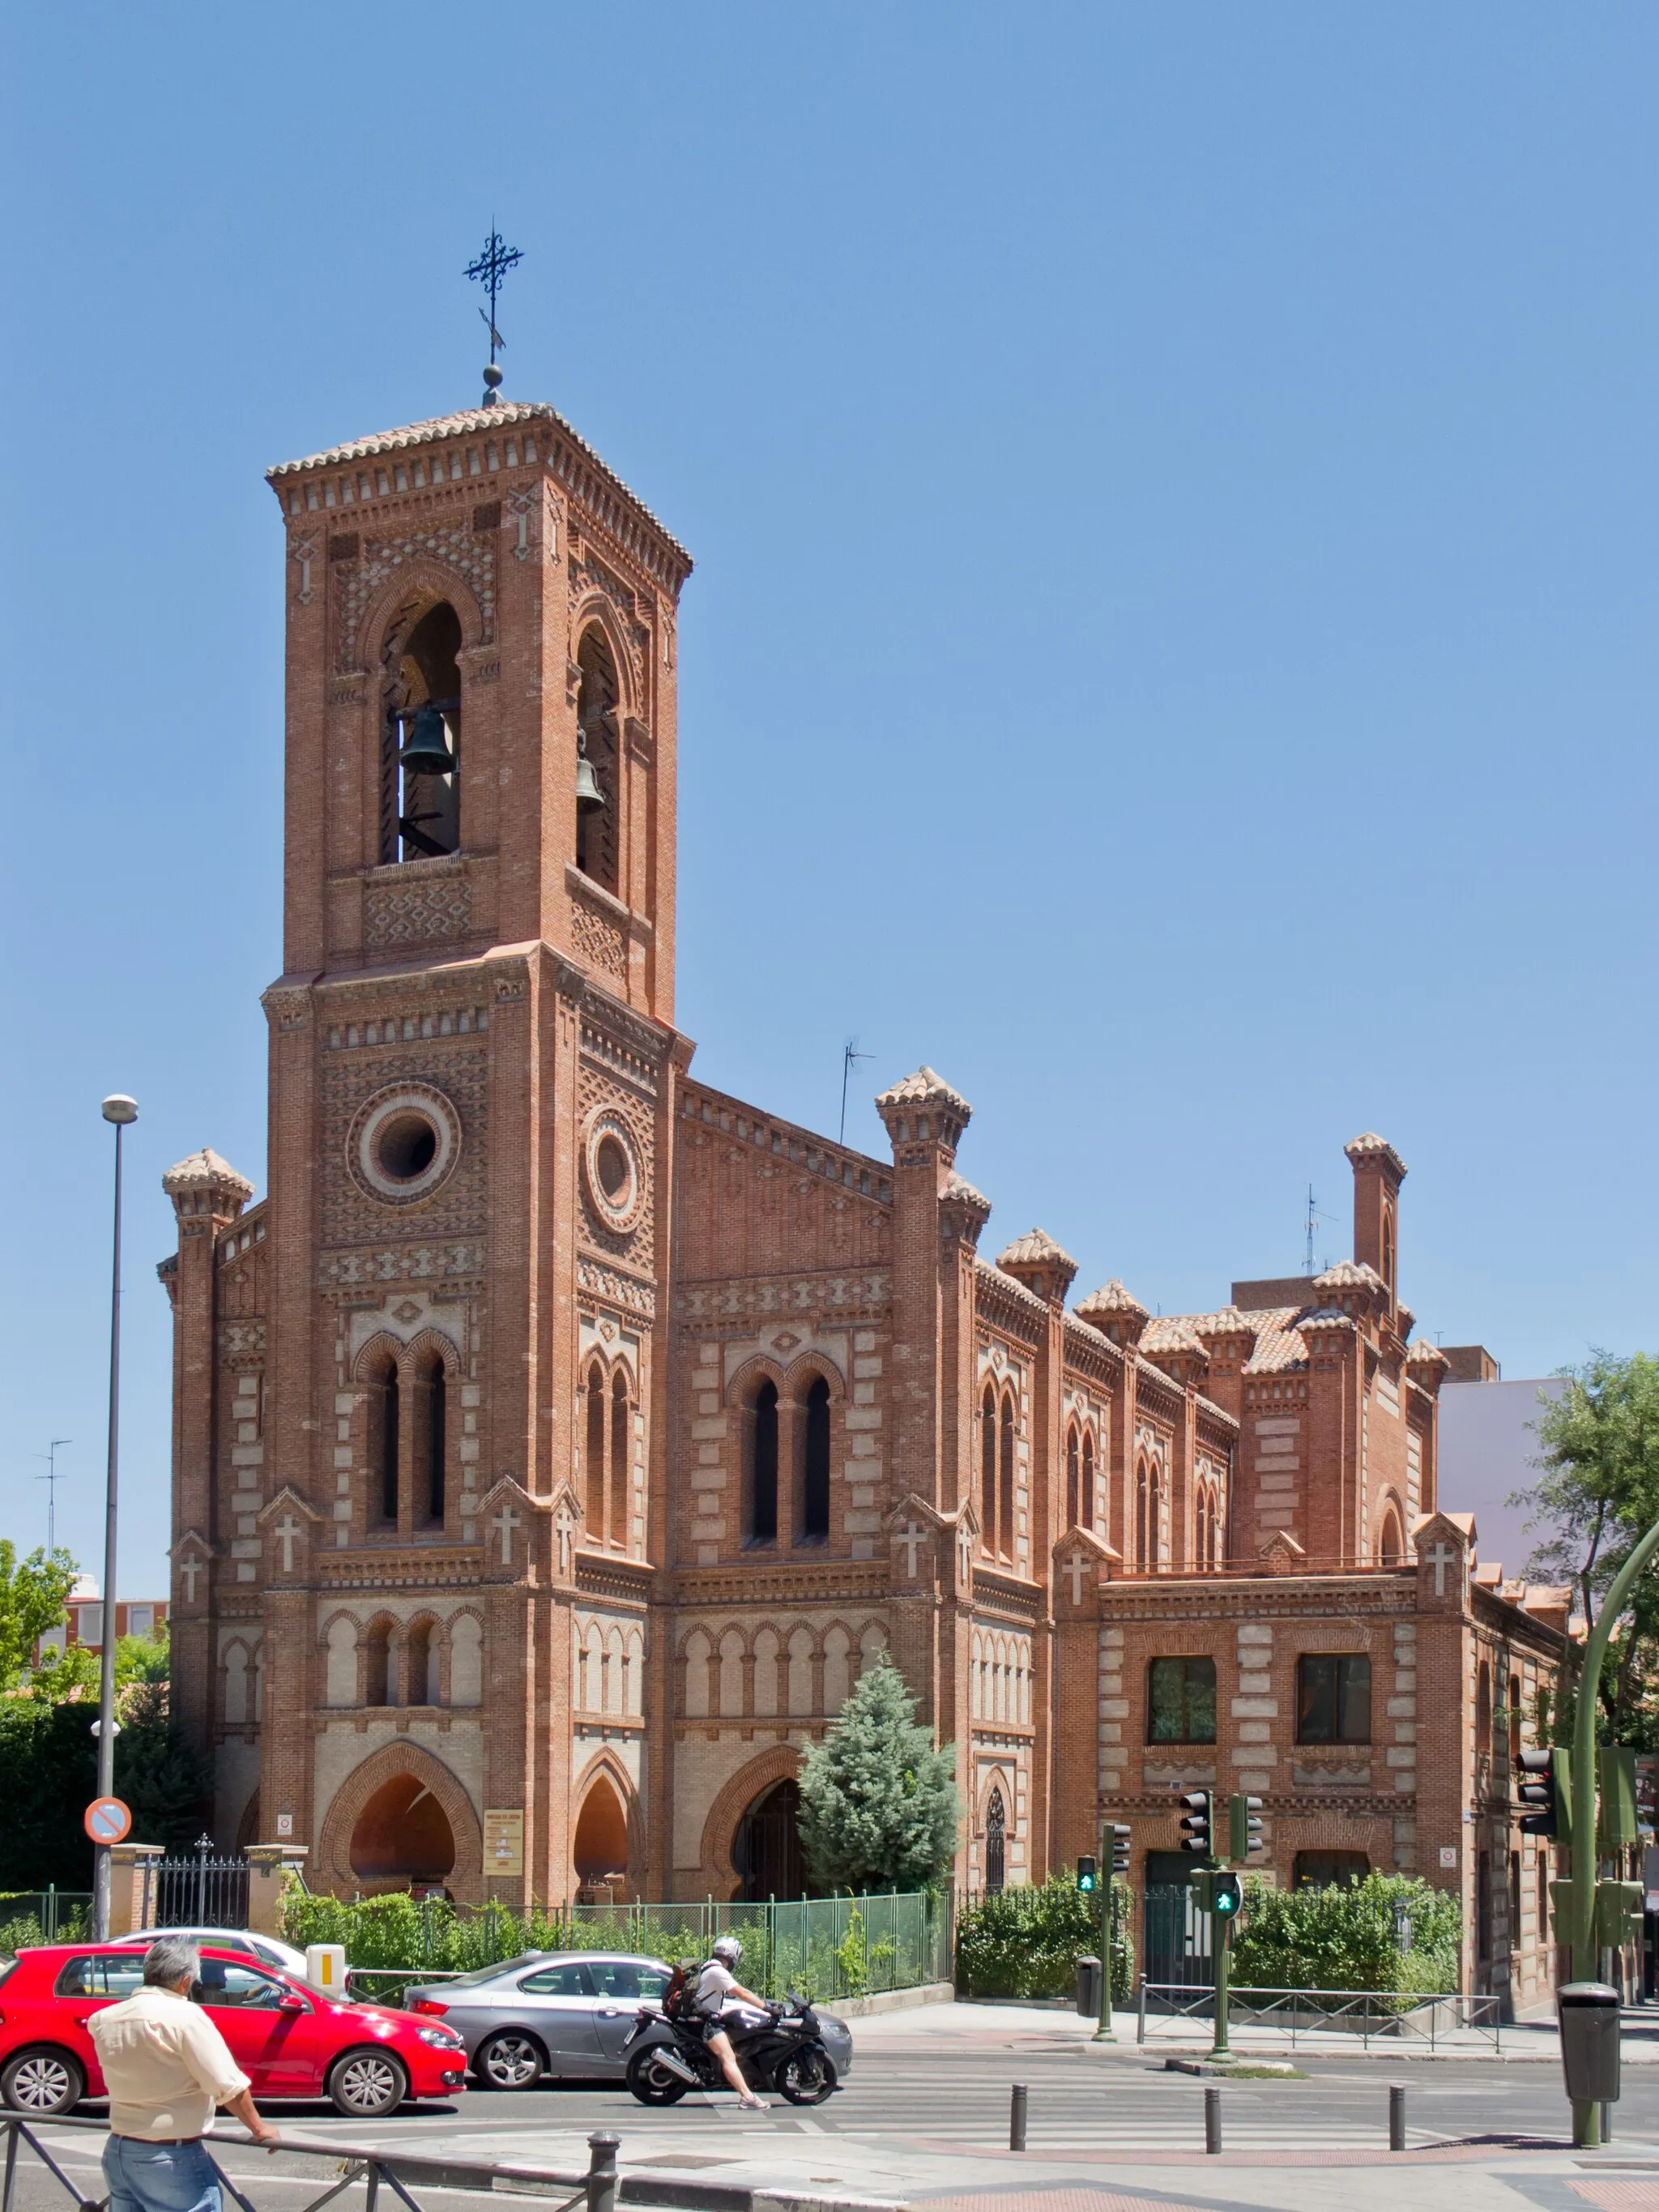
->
[[336, 1890, 949, 2006], [143, 1839, 251, 1930], [1137, 1981, 1505, 2051], [0, 1890, 92, 1945]]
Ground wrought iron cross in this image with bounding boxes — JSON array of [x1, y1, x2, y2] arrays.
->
[[465, 228, 523, 365]]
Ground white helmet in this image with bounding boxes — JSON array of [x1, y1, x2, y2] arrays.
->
[[711, 1935, 742, 1964]]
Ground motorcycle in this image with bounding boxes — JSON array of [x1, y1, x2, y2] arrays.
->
[[621, 1992, 838, 2107]]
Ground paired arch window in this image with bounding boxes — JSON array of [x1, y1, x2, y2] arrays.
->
[[1136, 1459, 1163, 1569], [743, 1371, 832, 1547], [998, 1394, 1016, 1557], [362, 1344, 450, 1535], [1195, 1481, 1223, 1569], [582, 1360, 638, 1552], [336, 1612, 476, 1709]]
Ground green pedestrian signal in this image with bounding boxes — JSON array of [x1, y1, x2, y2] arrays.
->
[[1076, 1854, 1098, 1894], [1210, 1870, 1244, 1918], [1179, 1790, 1213, 1857]]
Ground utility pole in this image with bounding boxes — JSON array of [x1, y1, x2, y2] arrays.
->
[[35, 1439, 71, 1554]]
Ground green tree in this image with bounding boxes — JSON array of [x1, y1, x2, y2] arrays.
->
[[796, 1659, 961, 1894], [1515, 1351, 1659, 1746], [115, 1678, 214, 1853], [0, 1544, 79, 1692]]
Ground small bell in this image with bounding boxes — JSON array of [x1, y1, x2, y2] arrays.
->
[[399, 706, 455, 777], [575, 728, 606, 814]]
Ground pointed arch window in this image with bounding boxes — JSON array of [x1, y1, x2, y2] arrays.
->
[[1081, 1433, 1096, 1535], [1065, 1427, 1081, 1531], [610, 1370, 631, 1548], [369, 1355, 399, 1527], [584, 1362, 607, 1541], [365, 1620, 393, 1708], [800, 1375, 831, 1543], [1135, 1461, 1149, 1569], [384, 600, 462, 865], [998, 1393, 1016, 1559], [985, 1787, 1006, 1895], [980, 1386, 997, 1550], [413, 1353, 446, 1527], [574, 625, 621, 895], [746, 1380, 779, 1546]]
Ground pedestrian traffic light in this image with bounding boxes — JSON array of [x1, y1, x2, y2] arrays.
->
[[1229, 1793, 1264, 1861], [1595, 1877, 1644, 1949], [1599, 1748, 1638, 1852], [1517, 1747, 1572, 1842], [1179, 1791, 1213, 1857], [1111, 1823, 1132, 1877], [1210, 1870, 1244, 1919], [1076, 1854, 1098, 1894]]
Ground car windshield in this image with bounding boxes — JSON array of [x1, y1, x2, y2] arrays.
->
[[424, 1952, 548, 1991]]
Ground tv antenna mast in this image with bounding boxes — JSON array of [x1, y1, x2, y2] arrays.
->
[[839, 1037, 876, 1146], [35, 1438, 71, 1554], [1303, 1185, 1335, 1276]]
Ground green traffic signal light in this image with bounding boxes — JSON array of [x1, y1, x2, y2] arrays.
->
[[1210, 1871, 1243, 1918], [1076, 1853, 1098, 1893]]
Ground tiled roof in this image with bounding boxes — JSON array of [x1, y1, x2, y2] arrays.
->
[[163, 1147, 254, 1199], [1073, 1279, 1149, 1322], [1311, 1259, 1388, 1297], [875, 1065, 971, 1117], [1344, 1131, 1408, 1179], [1141, 1316, 1207, 1357], [945, 1171, 992, 1211], [1407, 1337, 1451, 1369], [267, 401, 691, 566], [997, 1227, 1076, 1272], [1242, 1308, 1311, 1374], [974, 1256, 1047, 1313]]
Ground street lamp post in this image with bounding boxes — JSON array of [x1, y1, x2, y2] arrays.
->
[[92, 1093, 138, 1941]]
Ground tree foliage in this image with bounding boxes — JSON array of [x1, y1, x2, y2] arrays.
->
[[1515, 1351, 1659, 1748], [1230, 1872, 1461, 1995], [796, 1660, 961, 1894], [0, 1546, 79, 1693], [956, 1873, 1135, 2002]]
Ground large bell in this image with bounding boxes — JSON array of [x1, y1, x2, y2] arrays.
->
[[399, 706, 455, 777], [575, 731, 606, 814]]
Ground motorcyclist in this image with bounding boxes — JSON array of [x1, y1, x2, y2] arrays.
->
[[692, 1936, 770, 2110]]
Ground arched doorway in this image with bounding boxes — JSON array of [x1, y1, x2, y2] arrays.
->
[[732, 1778, 804, 1902], [573, 1774, 631, 1900], [348, 1773, 457, 1885]]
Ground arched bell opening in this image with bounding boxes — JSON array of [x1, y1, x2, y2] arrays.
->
[[574, 625, 620, 893], [731, 1777, 804, 1902], [348, 1771, 457, 1887], [383, 600, 462, 862], [572, 1773, 632, 1902]]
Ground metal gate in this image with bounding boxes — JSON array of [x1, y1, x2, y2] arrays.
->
[[1142, 1857, 1213, 1989], [143, 1838, 250, 1930]]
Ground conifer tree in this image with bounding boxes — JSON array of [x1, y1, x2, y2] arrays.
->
[[797, 1659, 961, 1892]]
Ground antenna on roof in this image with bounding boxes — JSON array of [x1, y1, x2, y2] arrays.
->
[[465, 227, 524, 408], [1303, 1183, 1334, 1276], [840, 1037, 876, 1146], [34, 1437, 71, 1554]]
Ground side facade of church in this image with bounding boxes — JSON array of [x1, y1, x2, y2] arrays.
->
[[160, 395, 1568, 2008]]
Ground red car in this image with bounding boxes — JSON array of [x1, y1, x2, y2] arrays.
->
[[0, 1945, 467, 2119]]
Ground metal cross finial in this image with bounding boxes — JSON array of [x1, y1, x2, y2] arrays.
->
[[465, 228, 524, 407]]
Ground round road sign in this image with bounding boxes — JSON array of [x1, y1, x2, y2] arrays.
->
[[84, 1796, 131, 1845]]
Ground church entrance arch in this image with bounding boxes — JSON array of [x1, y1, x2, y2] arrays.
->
[[317, 1742, 483, 1898], [573, 1772, 631, 1898], [732, 1778, 804, 1902], [349, 1773, 457, 1886]]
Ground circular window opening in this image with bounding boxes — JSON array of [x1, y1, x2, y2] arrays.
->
[[596, 1134, 631, 1202], [377, 1112, 439, 1182]]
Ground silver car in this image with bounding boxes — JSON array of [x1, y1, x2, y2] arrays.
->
[[404, 1951, 673, 2088]]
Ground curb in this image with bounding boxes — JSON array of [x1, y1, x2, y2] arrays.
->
[[833, 1982, 955, 2019]]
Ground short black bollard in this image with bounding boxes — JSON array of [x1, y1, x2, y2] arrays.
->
[[587, 2132, 621, 2212], [1010, 2083, 1028, 2150], [1389, 2083, 1406, 2152], [1205, 2085, 1222, 2155]]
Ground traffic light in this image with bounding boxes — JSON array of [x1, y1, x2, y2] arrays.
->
[[1229, 1793, 1264, 1862], [1517, 1747, 1572, 1842], [1076, 1854, 1098, 1894], [1111, 1823, 1132, 1877], [1599, 1748, 1638, 1852], [1179, 1791, 1213, 1857], [1192, 1868, 1244, 1916], [1595, 1877, 1644, 1949]]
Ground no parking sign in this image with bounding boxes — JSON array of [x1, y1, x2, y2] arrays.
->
[[84, 1796, 132, 1845]]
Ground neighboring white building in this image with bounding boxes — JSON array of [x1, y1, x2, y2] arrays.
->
[[1437, 1345, 1568, 1584]]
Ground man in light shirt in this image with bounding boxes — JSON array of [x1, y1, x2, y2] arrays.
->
[[89, 1937, 278, 2212]]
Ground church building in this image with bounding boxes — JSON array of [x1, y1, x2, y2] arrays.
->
[[160, 386, 1570, 2009]]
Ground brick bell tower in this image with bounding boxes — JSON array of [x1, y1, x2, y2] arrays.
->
[[168, 389, 693, 1902]]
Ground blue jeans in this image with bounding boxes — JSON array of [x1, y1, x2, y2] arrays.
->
[[103, 2136, 221, 2212]]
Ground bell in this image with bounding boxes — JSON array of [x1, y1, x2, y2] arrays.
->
[[575, 732, 606, 814], [399, 707, 455, 777]]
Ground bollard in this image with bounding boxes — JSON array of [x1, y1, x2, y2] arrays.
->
[[1601, 2102, 1614, 2145], [1389, 2083, 1406, 2152], [1205, 2085, 1222, 2155], [1009, 2083, 1028, 2151], [586, 2132, 620, 2212]]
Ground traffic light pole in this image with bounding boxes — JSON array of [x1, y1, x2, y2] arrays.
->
[[1095, 1825, 1117, 2042], [1567, 1514, 1659, 2149], [1211, 1898, 1231, 2059]]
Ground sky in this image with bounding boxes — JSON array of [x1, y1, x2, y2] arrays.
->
[[1, 2, 1654, 1595]]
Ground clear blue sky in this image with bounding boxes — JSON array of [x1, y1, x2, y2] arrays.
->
[[2, 3, 1654, 1595]]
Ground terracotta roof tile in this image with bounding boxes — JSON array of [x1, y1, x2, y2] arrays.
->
[[875, 1065, 972, 1117], [997, 1227, 1076, 1272], [1073, 1279, 1149, 1323], [163, 1147, 254, 1200]]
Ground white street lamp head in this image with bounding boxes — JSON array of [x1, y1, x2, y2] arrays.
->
[[101, 1095, 139, 1125]]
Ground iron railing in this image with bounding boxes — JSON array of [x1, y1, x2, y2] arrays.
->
[[0, 1890, 92, 1945], [1137, 1980, 1505, 2050], [143, 1838, 251, 1930]]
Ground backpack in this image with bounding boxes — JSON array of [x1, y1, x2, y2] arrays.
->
[[661, 1960, 698, 2021]]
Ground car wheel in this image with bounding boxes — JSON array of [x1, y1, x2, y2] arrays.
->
[[777, 2049, 837, 2106], [474, 2031, 545, 2091], [625, 2046, 691, 2106], [327, 2048, 410, 2118], [2, 2048, 85, 2116]]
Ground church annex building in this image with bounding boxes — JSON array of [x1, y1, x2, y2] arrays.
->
[[160, 390, 1570, 2009]]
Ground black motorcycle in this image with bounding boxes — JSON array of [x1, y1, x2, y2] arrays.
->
[[622, 1993, 838, 2107]]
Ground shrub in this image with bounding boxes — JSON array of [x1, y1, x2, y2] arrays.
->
[[956, 1873, 1134, 2004], [1230, 1873, 1461, 1996]]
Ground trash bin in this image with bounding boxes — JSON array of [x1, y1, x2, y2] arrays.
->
[[1559, 1983, 1622, 2104], [1075, 1955, 1103, 2018]]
